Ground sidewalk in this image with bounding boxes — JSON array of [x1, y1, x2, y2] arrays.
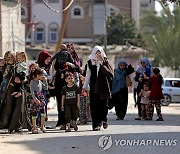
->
[[0, 93, 180, 154]]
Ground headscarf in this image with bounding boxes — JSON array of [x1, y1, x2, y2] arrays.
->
[[66, 43, 81, 67], [36, 50, 51, 68], [88, 46, 107, 65], [112, 59, 127, 94], [137, 57, 152, 77], [36, 50, 51, 75]]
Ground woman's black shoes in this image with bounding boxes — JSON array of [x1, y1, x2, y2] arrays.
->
[[116, 116, 124, 120], [103, 122, 108, 129], [156, 118, 164, 121]]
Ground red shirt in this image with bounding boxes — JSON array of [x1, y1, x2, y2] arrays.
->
[[149, 76, 164, 100]]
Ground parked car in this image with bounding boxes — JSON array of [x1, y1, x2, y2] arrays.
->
[[161, 78, 180, 106]]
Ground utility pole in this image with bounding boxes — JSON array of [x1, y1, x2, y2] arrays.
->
[[12, 20, 15, 52], [0, 0, 2, 57], [52, 0, 72, 73], [54, 0, 72, 53], [104, 0, 107, 53]]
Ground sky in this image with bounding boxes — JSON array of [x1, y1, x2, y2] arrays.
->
[[155, 1, 174, 12]]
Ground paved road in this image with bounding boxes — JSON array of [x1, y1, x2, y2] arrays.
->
[[0, 93, 180, 154]]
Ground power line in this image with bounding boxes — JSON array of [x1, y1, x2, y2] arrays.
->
[[0, 0, 21, 12], [42, 0, 74, 13], [0, 1, 21, 27]]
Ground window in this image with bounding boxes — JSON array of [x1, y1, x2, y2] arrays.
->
[[35, 23, 45, 43], [165, 80, 180, 88], [36, 28, 44, 42], [21, 6, 27, 19], [94, 0, 105, 3], [71, 6, 84, 19], [172, 81, 180, 88], [106, 4, 119, 17], [74, 8, 81, 16], [165, 80, 172, 87], [49, 23, 58, 43], [21, 8, 25, 16], [48, 0, 59, 3], [35, 0, 43, 3], [110, 8, 116, 16], [49, 28, 58, 42], [141, 2, 149, 8]]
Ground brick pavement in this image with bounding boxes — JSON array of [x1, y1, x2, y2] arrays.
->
[[0, 93, 180, 154]]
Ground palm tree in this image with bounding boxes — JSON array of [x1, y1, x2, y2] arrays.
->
[[140, 2, 180, 71]]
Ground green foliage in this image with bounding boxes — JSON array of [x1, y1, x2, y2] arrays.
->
[[106, 13, 138, 45], [141, 3, 180, 70], [151, 0, 180, 5]]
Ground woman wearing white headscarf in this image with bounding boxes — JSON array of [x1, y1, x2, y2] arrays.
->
[[83, 46, 113, 131]]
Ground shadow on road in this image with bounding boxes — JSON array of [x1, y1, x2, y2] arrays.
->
[[3, 131, 180, 154]]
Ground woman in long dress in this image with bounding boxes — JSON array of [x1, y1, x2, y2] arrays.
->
[[83, 46, 113, 131], [112, 59, 134, 120], [0, 51, 25, 133]]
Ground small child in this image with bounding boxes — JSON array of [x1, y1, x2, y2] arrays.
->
[[61, 72, 80, 132], [30, 68, 48, 134], [11, 52, 27, 97], [78, 74, 88, 125], [138, 82, 151, 120], [144, 68, 164, 121]]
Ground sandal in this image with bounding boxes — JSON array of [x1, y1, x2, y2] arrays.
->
[[60, 124, 66, 130], [32, 129, 39, 134], [40, 127, 47, 133], [74, 125, 78, 131], [93, 126, 101, 131], [65, 128, 71, 132]]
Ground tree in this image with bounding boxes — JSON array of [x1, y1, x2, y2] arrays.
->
[[151, 0, 180, 5], [106, 13, 138, 45], [140, 3, 180, 70]]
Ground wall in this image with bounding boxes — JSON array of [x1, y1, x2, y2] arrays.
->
[[1, 1, 25, 56]]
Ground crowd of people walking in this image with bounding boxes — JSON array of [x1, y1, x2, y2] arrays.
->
[[0, 43, 164, 134]]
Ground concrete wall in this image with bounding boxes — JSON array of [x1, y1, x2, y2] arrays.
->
[[107, 0, 131, 17], [1, 1, 25, 57], [140, 0, 155, 13], [131, 0, 140, 30]]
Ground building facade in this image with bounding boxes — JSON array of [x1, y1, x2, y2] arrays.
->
[[64, 0, 132, 43], [21, 0, 155, 46], [21, 0, 63, 46], [0, 0, 25, 57]]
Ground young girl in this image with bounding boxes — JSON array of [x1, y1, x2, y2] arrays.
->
[[78, 74, 88, 125], [23, 63, 39, 130], [11, 52, 27, 97], [36, 50, 52, 121], [30, 68, 48, 134], [144, 68, 164, 121], [138, 82, 151, 120], [61, 72, 80, 132]]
